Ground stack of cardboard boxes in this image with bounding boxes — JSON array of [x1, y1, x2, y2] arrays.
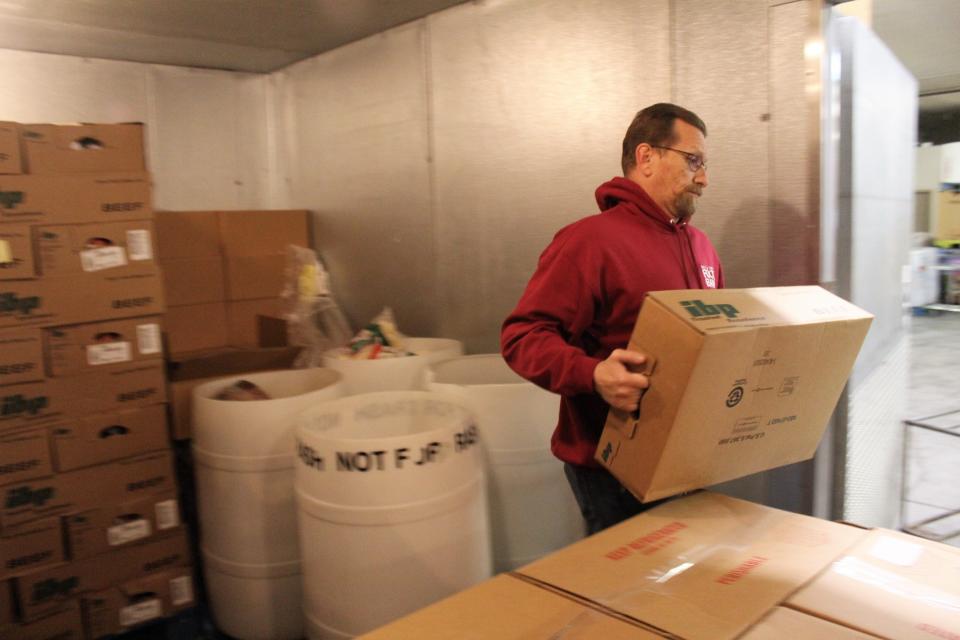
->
[[155, 208, 309, 440], [157, 209, 309, 354], [0, 122, 195, 639], [363, 491, 960, 639]]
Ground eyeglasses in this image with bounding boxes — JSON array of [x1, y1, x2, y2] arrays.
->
[[652, 146, 707, 173]]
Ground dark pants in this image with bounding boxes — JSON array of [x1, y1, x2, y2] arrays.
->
[[563, 463, 671, 535]]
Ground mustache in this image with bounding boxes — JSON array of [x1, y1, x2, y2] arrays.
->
[[685, 187, 703, 196]]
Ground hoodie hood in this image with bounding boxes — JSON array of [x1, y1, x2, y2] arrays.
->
[[594, 176, 680, 229]]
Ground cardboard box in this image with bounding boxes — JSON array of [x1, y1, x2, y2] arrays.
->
[[0, 449, 175, 530], [359, 574, 656, 639], [0, 268, 164, 331], [82, 567, 194, 639], [0, 173, 151, 225], [13, 530, 189, 621], [0, 123, 21, 175], [160, 258, 225, 306], [44, 316, 164, 377], [597, 286, 872, 502], [225, 254, 289, 301], [0, 224, 33, 280], [49, 404, 168, 472], [53, 362, 168, 417], [153, 210, 220, 260], [0, 519, 64, 580], [787, 528, 960, 640], [741, 606, 878, 639], [515, 491, 867, 640], [36, 219, 156, 277], [164, 302, 229, 355], [0, 380, 59, 432], [219, 210, 309, 256], [20, 124, 144, 175], [227, 298, 284, 347], [935, 190, 960, 241], [220, 210, 308, 301], [0, 425, 51, 486], [0, 599, 83, 640], [0, 330, 43, 387], [64, 490, 180, 560], [166, 346, 300, 440]]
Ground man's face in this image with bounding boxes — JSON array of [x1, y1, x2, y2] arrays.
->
[[650, 120, 708, 220]]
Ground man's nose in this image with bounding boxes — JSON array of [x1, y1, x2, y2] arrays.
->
[[694, 168, 708, 188]]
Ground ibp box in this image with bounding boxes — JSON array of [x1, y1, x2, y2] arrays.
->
[[0, 224, 33, 280], [82, 567, 195, 638], [0, 122, 21, 175], [0, 329, 44, 386], [0, 173, 151, 225], [36, 219, 156, 277], [20, 124, 145, 175], [596, 286, 872, 502], [44, 316, 164, 377]]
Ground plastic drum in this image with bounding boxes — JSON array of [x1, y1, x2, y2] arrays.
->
[[193, 368, 342, 640], [428, 354, 584, 571], [295, 391, 492, 638]]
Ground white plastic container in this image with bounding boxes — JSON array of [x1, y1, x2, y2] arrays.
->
[[428, 354, 584, 571], [321, 337, 463, 395], [193, 368, 342, 640], [295, 391, 491, 638]]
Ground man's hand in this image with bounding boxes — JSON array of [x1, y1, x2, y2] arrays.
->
[[593, 349, 650, 412]]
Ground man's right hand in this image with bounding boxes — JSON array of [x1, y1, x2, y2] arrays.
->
[[593, 349, 650, 412]]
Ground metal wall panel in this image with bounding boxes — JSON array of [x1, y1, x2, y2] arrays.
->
[[147, 66, 271, 210], [272, 22, 435, 335], [0, 48, 272, 211], [429, 0, 671, 352], [672, 0, 771, 289], [835, 16, 917, 528]]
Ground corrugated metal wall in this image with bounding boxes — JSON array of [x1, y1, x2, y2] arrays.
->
[[0, 48, 271, 210], [272, 0, 819, 352]]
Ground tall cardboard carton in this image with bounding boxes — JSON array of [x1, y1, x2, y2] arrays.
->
[[597, 286, 872, 502], [515, 491, 867, 640], [786, 528, 960, 639]]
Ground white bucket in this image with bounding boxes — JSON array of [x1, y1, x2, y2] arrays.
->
[[321, 337, 464, 395], [428, 354, 584, 571], [295, 391, 492, 638], [193, 368, 342, 640]]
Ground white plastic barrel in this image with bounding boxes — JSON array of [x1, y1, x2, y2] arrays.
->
[[321, 337, 463, 395], [193, 368, 342, 640], [428, 354, 584, 571], [295, 391, 492, 638]]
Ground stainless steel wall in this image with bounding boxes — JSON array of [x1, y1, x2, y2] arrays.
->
[[0, 48, 271, 210], [834, 16, 916, 529], [272, 0, 820, 352]]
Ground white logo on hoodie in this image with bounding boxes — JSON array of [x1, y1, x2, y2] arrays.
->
[[701, 265, 716, 288]]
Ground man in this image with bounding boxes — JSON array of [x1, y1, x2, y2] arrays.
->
[[500, 103, 723, 534]]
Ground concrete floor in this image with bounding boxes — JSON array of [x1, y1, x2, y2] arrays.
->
[[902, 311, 960, 546]]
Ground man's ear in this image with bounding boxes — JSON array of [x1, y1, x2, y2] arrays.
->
[[635, 143, 655, 177]]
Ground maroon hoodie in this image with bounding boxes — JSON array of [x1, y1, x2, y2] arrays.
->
[[501, 176, 724, 467]]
